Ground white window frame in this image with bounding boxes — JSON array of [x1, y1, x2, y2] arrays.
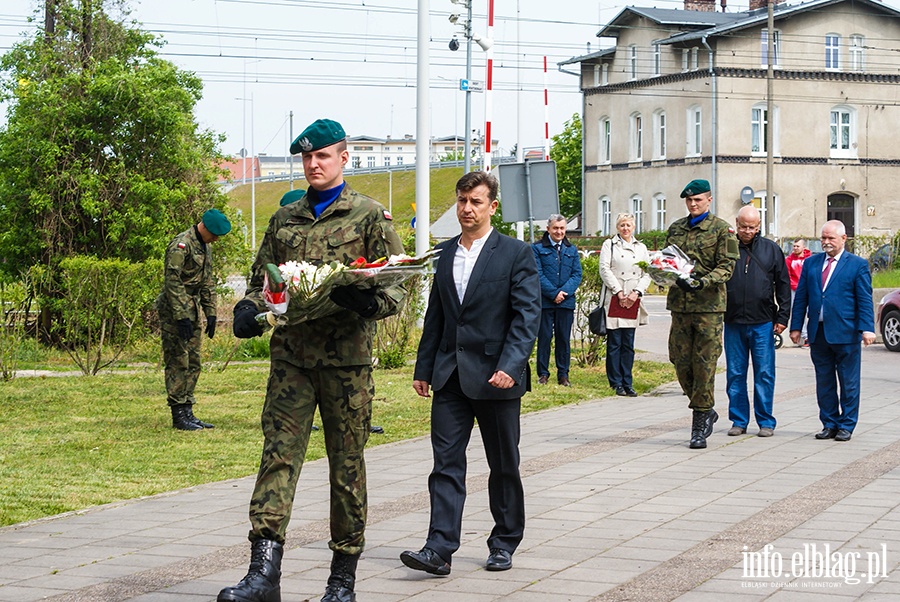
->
[[829, 106, 856, 158], [384, 156, 391, 167], [761, 29, 781, 68], [653, 194, 667, 230], [849, 34, 864, 72], [825, 34, 841, 70], [691, 47, 699, 71], [652, 42, 661, 76], [630, 113, 643, 161], [653, 110, 667, 160], [687, 106, 702, 156], [751, 193, 776, 237], [601, 63, 609, 85], [600, 196, 612, 236], [599, 117, 611, 164], [681, 48, 689, 72], [593, 64, 600, 87], [628, 45, 638, 80], [631, 196, 644, 233]]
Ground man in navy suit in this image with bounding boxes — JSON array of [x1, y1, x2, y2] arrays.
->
[[400, 171, 541, 575], [789, 220, 875, 441]]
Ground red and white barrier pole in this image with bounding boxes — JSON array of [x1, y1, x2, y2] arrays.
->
[[482, 0, 495, 172], [543, 55, 551, 160]]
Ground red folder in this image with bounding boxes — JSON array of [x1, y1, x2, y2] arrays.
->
[[608, 296, 640, 319]]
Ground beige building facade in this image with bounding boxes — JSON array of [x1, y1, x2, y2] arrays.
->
[[562, 0, 900, 242]]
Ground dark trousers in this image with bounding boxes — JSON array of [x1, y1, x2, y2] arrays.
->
[[810, 324, 861, 432], [606, 327, 636, 389], [536, 307, 574, 379], [426, 370, 524, 562]]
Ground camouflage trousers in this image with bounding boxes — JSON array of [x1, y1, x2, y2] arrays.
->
[[668, 312, 724, 412], [160, 322, 202, 407], [249, 361, 373, 555]]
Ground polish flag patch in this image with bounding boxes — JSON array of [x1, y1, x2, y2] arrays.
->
[[383, 210, 393, 220], [177, 242, 186, 249]]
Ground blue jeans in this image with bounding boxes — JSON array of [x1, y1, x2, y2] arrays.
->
[[536, 308, 574, 379], [606, 327, 636, 389], [724, 322, 777, 430]]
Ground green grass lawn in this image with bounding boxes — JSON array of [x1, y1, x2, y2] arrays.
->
[[0, 359, 675, 527]]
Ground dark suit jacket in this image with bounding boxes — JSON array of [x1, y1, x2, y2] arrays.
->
[[414, 230, 541, 400], [790, 251, 875, 345]]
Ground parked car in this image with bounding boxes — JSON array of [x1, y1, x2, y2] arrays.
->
[[878, 289, 900, 352], [869, 243, 897, 272]]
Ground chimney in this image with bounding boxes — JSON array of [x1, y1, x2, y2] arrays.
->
[[685, 0, 716, 11], [749, 0, 784, 11]]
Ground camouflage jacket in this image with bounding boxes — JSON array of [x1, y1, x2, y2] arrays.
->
[[665, 213, 739, 313], [243, 184, 407, 368], [156, 226, 216, 323]]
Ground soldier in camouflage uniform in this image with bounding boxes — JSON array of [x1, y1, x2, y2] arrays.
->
[[156, 209, 231, 431], [220, 119, 406, 602], [666, 179, 739, 449]]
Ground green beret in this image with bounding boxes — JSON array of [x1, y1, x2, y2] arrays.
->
[[290, 119, 346, 154], [680, 179, 711, 198], [202, 209, 231, 236], [279, 189, 306, 207]]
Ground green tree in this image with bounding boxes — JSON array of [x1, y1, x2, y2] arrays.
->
[[0, 0, 237, 281], [550, 112, 583, 219]]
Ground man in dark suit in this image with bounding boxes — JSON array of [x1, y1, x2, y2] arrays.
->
[[400, 171, 541, 576], [789, 220, 875, 441]]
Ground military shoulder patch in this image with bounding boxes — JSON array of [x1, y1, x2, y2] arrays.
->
[[177, 242, 186, 249], [383, 210, 392, 221], [728, 227, 735, 234]]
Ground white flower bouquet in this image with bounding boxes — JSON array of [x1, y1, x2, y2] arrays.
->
[[636, 244, 695, 287], [257, 249, 440, 328]]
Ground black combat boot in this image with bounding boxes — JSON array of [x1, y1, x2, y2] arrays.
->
[[218, 539, 283, 602], [689, 409, 718, 449], [321, 551, 359, 602], [172, 405, 203, 431], [186, 405, 214, 429]]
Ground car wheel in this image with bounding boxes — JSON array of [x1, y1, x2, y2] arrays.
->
[[883, 309, 900, 352]]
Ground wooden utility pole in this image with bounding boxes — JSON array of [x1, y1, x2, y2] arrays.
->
[[44, 0, 56, 40], [81, 0, 93, 67]]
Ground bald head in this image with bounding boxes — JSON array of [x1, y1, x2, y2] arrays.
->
[[735, 205, 761, 244]]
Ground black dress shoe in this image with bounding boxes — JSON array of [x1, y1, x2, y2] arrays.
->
[[400, 547, 450, 576], [616, 387, 627, 396], [623, 386, 637, 397], [558, 377, 571, 387], [815, 427, 837, 440], [485, 548, 512, 571], [835, 429, 852, 442], [538, 375, 549, 385]]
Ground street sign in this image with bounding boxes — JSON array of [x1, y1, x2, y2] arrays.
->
[[459, 79, 484, 92], [496, 160, 560, 223]]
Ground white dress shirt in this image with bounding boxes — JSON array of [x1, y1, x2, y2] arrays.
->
[[453, 228, 492, 303]]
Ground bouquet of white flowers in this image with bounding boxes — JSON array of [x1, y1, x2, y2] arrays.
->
[[256, 249, 439, 328], [636, 245, 695, 286]]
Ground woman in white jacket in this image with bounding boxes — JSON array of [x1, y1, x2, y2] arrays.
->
[[599, 214, 651, 396]]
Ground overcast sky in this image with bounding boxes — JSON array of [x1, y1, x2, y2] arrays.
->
[[2, 0, 896, 160]]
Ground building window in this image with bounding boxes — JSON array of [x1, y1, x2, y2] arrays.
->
[[652, 42, 661, 76], [681, 48, 689, 72], [631, 196, 644, 233], [687, 106, 702, 156], [367, 156, 375, 168], [600, 196, 612, 236], [653, 194, 666, 230], [752, 193, 775, 236], [830, 106, 856, 157], [599, 117, 611, 164], [653, 110, 666, 159], [601, 63, 609, 85], [691, 47, 699, 70], [761, 30, 781, 67], [396, 156, 404, 165], [352, 157, 361, 169], [849, 35, 864, 72], [384, 157, 391, 167], [628, 45, 638, 80], [751, 106, 768, 154], [593, 64, 600, 87], [630, 113, 643, 161], [825, 34, 840, 70]]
